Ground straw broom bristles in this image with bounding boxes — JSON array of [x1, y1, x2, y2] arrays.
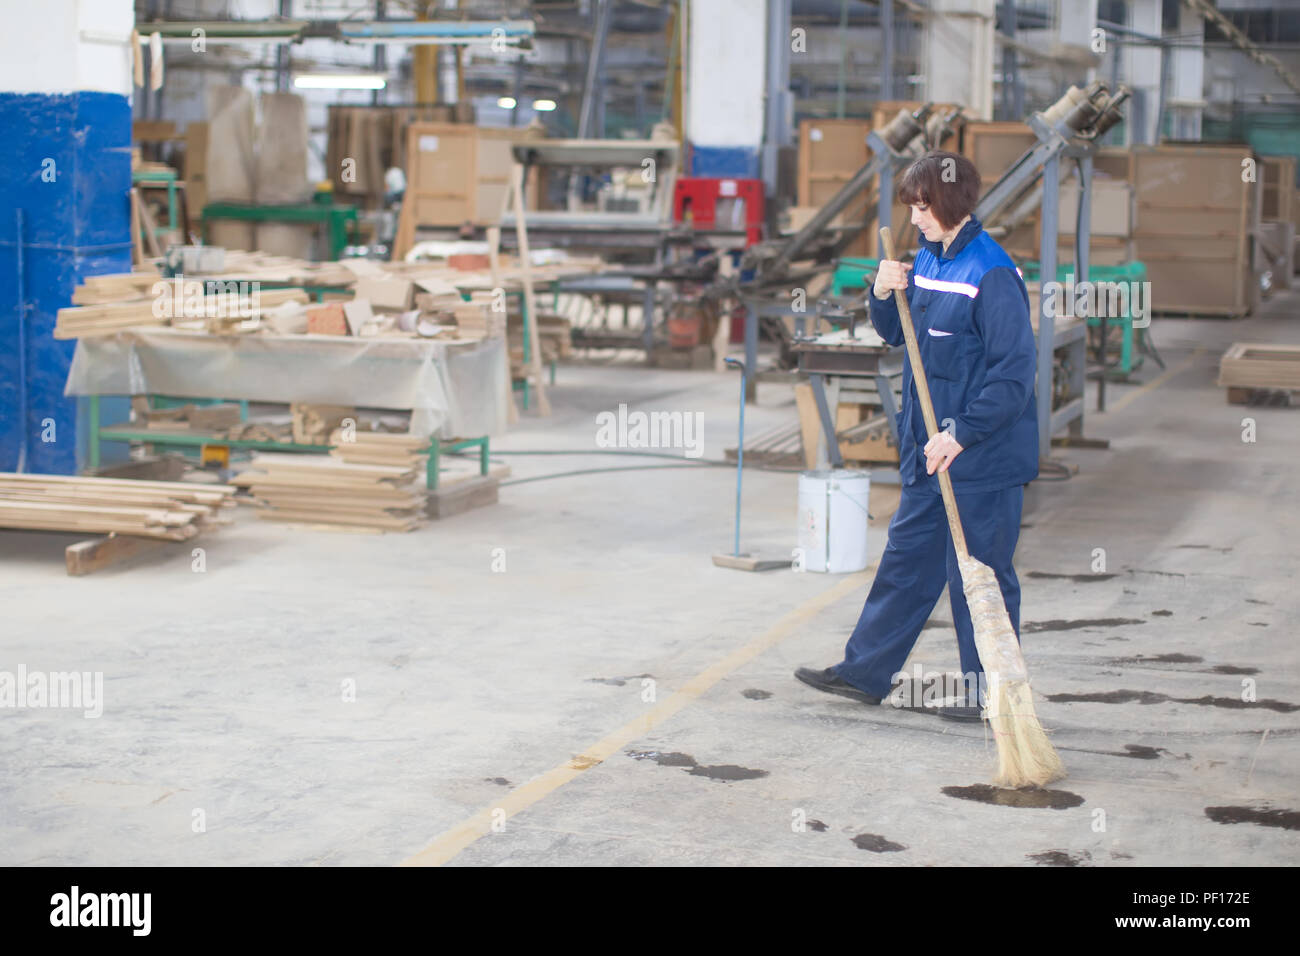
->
[[961, 556, 1065, 788]]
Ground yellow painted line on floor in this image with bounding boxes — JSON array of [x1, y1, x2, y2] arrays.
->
[[400, 568, 873, 867], [1103, 347, 1205, 415]]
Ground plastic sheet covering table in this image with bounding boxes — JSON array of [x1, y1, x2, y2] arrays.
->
[[65, 328, 509, 440]]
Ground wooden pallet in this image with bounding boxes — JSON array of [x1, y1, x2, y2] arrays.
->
[[1219, 342, 1300, 387], [725, 422, 804, 467], [1225, 386, 1298, 407]]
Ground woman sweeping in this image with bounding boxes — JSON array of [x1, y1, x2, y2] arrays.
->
[[795, 149, 1039, 721]]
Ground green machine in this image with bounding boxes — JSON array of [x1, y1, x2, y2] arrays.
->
[[201, 190, 359, 261], [832, 256, 1160, 376]]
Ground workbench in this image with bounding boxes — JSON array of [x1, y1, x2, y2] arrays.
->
[[64, 328, 507, 489], [791, 327, 903, 484]]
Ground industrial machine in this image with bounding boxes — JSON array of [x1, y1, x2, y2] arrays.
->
[[719, 103, 962, 399], [781, 83, 1130, 477], [974, 81, 1130, 451]]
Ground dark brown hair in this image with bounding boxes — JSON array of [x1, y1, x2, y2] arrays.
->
[[897, 151, 981, 231]]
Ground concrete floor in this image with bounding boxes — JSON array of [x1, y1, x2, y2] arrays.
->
[[2, 294, 1298, 867]]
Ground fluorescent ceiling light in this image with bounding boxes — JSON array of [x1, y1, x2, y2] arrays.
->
[[497, 96, 517, 109], [294, 73, 387, 90], [338, 19, 534, 46], [533, 99, 557, 111]]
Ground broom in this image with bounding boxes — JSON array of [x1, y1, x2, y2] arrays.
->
[[879, 226, 1064, 789]]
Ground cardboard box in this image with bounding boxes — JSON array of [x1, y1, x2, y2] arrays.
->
[[1058, 179, 1132, 237], [353, 276, 414, 311], [342, 298, 374, 335]]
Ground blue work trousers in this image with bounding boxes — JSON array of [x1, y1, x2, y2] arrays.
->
[[835, 481, 1025, 698]]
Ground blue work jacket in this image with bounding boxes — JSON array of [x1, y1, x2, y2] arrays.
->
[[868, 216, 1039, 493]]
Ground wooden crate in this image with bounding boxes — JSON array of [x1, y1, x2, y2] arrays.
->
[[1131, 144, 1259, 317], [797, 118, 871, 209], [393, 123, 541, 260], [796, 118, 872, 257], [1260, 155, 1296, 223], [1035, 177, 1135, 264], [963, 121, 1039, 258], [1218, 343, 1300, 390], [326, 104, 473, 205]]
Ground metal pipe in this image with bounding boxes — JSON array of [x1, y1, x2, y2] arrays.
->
[[276, 0, 291, 92], [371, 0, 387, 106], [881, 0, 894, 100], [836, 0, 849, 119]]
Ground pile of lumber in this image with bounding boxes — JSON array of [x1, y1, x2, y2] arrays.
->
[[508, 310, 572, 375], [291, 403, 356, 445], [62, 255, 601, 346], [0, 474, 236, 541], [54, 287, 309, 339], [231, 453, 425, 532], [1219, 343, 1300, 394], [329, 430, 431, 469], [227, 421, 292, 443], [72, 272, 163, 305], [133, 398, 243, 433]]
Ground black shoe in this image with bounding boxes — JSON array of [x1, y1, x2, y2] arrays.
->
[[794, 666, 881, 705], [937, 704, 984, 722]]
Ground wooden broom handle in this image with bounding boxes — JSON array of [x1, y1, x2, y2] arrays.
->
[[879, 227, 970, 562]]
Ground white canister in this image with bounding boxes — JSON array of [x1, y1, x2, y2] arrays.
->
[[797, 469, 871, 573]]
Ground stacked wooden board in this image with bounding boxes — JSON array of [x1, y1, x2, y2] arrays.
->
[[232, 452, 425, 532], [54, 287, 309, 339], [0, 475, 236, 540], [1219, 343, 1300, 402], [329, 430, 431, 469], [72, 272, 164, 305]]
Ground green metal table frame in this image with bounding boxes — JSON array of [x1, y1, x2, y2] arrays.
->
[[133, 168, 180, 238], [201, 199, 359, 261], [1020, 260, 1154, 376], [86, 394, 488, 490]]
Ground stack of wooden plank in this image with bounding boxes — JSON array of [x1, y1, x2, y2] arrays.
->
[[54, 288, 309, 338], [0, 474, 236, 540], [329, 431, 431, 469], [292, 403, 356, 445], [1219, 343, 1300, 402], [507, 309, 571, 375], [132, 398, 244, 434], [72, 272, 162, 305], [231, 453, 425, 532], [439, 297, 507, 341]]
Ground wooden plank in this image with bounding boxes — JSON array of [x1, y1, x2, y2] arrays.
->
[[66, 533, 174, 576], [426, 475, 498, 519]]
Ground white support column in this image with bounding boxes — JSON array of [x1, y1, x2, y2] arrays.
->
[[0, 0, 133, 95], [1124, 0, 1162, 145], [1167, 1, 1205, 141], [1057, 0, 1099, 85], [686, 0, 767, 176], [924, 0, 995, 120]]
